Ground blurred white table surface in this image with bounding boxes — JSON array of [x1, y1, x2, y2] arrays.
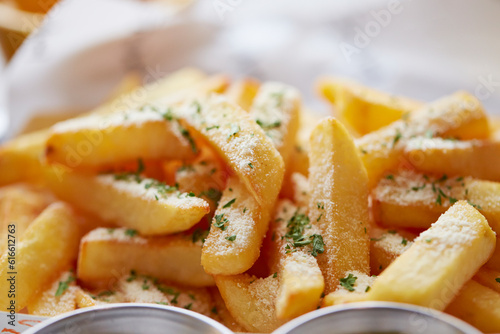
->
[[1, 0, 500, 138]]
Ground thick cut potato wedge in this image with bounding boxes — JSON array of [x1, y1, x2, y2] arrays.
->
[[215, 274, 284, 333], [171, 94, 284, 208], [225, 78, 260, 112], [267, 200, 324, 319], [318, 77, 422, 135], [322, 273, 376, 307], [367, 201, 495, 310], [45, 170, 209, 235], [446, 280, 500, 333], [290, 172, 309, 208], [308, 117, 370, 293], [78, 228, 214, 288], [28, 270, 78, 316], [250, 82, 301, 167], [473, 267, 500, 293], [485, 238, 500, 271], [209, 288, 246, 332], [201, 176, 269, 275], [405, 137, 500, 181], [0, 130, 47, 185], [0, 203, 81, 311], [0, 184, 54, 252], [45, 109, 197, 169], [45, 73, 229, 169], [356, 91, 489, 187], [372, 170, 500, 233], [369, 226, 416, 275]]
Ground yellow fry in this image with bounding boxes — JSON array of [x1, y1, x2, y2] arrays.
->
[[45, 170, 209, 235], [308, 117, 370, 294], [268, 200, 324, 319], [172, 94, 284, 207], [225, 78, 260, 111], [445, 280, 500, 333], [368, 201, 495, 310], [318, 77, 422, 135], [372, 170, 500, 233], [0, 203, 81, 311], [356, 91, 489, 187], [201, 176, 268, 275], [405, 137, 500, 182], [78, 227, 214, 288]]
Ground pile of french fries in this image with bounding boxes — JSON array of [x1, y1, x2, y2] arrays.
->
[[2, 68, 500, 333]]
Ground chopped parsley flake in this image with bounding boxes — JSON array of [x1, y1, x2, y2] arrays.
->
[[126, 270, 137, 282], [273, 272, 278, 278], [386, 174, 395, 181], [55, 274, 76, 297], [214, 214, 229, 231], [179, 126, 198, 153], [340, 273, 357, 292], [184, 303, 193, 310], [248, 163, 254, 169], [225, 235, 237, 242], [227, 124, 240, 139], [222, 198, 236, 208], [495, 278, 500, 283], [125, 229, 138, 237], [401, 238, 408, 246]]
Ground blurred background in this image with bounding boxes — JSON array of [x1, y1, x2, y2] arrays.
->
[[1, 0, 500, 138]]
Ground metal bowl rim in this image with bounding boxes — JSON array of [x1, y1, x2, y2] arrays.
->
[[22, 303, 234, 334], [273, 301, 481, 334]]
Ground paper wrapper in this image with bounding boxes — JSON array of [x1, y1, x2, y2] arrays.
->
[[0, 0, 500, 330]]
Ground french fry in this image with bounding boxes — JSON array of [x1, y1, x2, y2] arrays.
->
[[209, 288, 246, 332], [45, 170, 209, 235], [291, 109, 320, 173], [0, 184, 54, 252], [267, 200, 324, 319], [75, 288, 97, 308], [172, 94, 284, 208], [308, 117, 370, 293], [369, 226, 416, 275], [45, 74, 229, 169], [372, 169, 500, 233], [0, 202, 81, 311], [77, 228, 214, 288], [446, 280, 500, 333], [28, 270, 78, 316], [473, 267, 500, 293], [356, 91, 489, 187], [404, 137, 500, 181], [318, 77, 422, 135], [322, 273, 376, 307], [45, 108, 198, 169], [215, 274, 285, 333], [225, 78, 260, 111], [290, 172, 309, 208], [0, 130, 46, 185], [115, 275, 214, 316], [174, 148, 227, 212], [250, 82, 301, 167], [201, 176, 269, 275], [485, 238, 500, 271], [367, 201, 495, 310]]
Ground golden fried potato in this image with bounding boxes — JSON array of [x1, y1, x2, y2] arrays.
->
[[28, 270, 78, 316], [0, 184, 54, 252], [446, 280, 500, 333], [367, 201, 495, 310], [172, 94, 285, 208], [318, 77, 422, 135], [267, 200, 324, 319], [45, 170, 209, 235], [250, 82, 301, 167], [369, 226, 416, 275], [356, 91, 489, 187], [215, 274, 284, 333], [322, 273, 376, 307], [201, 176, 269, 275], [308, 117, 370, 293], [0, 203, 81, 311], [78, 228, 214, 288], [405, 137, 500, 181], [225, 78, 260, 111], [372, 170, 500, 233]]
